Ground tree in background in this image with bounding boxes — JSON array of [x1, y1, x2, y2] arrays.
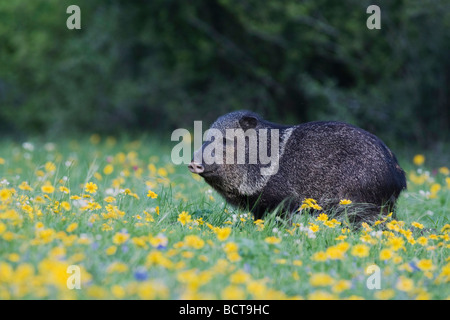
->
[[0, 0, 448, 147]]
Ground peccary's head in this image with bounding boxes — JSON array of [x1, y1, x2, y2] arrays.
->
[[188, 111, 294, 203]]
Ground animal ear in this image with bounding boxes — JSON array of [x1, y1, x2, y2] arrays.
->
[[239, 116, 258, 130]]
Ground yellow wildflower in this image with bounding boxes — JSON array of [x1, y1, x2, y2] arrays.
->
[[379, 248, 393, 260], [66, 223, 78, 233], [221, 285, 246, 300], [184, 235, 205, 249], [309, 273, 335, 287], [19, 182, 33, 191], [374, 289, 395, 300], [84, 182, 98, 194], [177, 211, 192, 226], [396, 276, 414, 292], [417, 236, 428, 246], [416, 259, 434, 271], [147, 190, 158, 199], [388, 236, 404, 251], [309, 223, 320, 233], [105, 246, 117, 255], [413, 154, 425, 166], [41, 184, 55, 194], [103, 164, 114, 175], [332, 280, 351, 293], [411, 221, 424, 229], [312, 251, 328, 262], [112, 232, 130, 245], [339, 199, 352, 205], [264, 236, 281, 245], [351, 244, 370, 258], [216, 227, 232, 242]]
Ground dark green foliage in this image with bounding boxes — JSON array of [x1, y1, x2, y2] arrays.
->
[[0, 0, 448, 146]]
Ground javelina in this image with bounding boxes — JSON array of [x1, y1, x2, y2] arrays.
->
[[188, 110, 407, 222]]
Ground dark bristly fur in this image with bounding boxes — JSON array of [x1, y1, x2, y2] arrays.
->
[[190, 111, 407, 222]]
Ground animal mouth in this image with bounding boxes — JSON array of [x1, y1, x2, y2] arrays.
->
[[199, 170, 217, 177]]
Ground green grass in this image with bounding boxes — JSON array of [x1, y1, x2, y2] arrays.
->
[[0, 136, 448, 300]]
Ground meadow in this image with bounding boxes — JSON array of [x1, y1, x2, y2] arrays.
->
[[0, 135, 448, 300]]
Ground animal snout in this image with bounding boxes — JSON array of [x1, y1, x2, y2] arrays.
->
[[188, 162, 204, 174]]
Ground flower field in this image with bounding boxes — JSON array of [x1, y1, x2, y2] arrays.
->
[[0, 136, 448, 300]]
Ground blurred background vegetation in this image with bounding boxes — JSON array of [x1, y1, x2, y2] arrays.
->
[[0, 0, 448, 149]]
